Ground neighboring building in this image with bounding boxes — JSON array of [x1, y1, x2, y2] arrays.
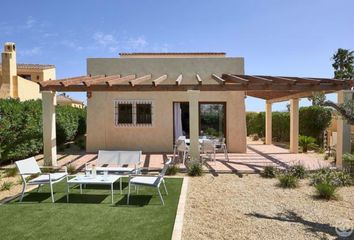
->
[[57, 93, 85, 108], [0, 42, 55, 101], [85, 52, 247, 153]]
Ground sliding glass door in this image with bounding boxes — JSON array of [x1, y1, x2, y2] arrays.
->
[[199, 103, 226, 138]]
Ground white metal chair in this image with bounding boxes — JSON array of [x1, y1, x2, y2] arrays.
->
[[200, 139, 216, 163], [215, 138, 229, 161], [173, 139, 189, 165], [127, 159, 171, 205], [15, 157, 67, 203]]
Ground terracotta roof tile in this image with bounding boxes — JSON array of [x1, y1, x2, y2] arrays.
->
[[0, 63, 55, 70], [119, 52, 226, 56]]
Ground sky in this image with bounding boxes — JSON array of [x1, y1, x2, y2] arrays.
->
[[1, 0, 353, 111]]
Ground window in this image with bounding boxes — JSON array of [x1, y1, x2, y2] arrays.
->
[[118, 104, 133, 124], [19, 74, 31, 80], [136, 104, 152, 124], [115, 100, 153, 126], [199, 103, 225, 138]]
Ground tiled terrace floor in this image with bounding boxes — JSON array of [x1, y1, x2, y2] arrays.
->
[[30, 143, 331, 174]]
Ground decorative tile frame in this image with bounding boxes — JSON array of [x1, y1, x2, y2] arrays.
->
[[114, 100, 154, 127]]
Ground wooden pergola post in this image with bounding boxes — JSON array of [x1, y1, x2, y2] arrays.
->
[[42, 91, 57, 166], [290, 98, 299, 153], [265, 102, 272, 144], [188, 90, 200, 161], [336, 90, 352, 169]]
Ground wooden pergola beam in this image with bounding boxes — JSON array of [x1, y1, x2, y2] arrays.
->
[[175, 74, 183, 85], [106, 74, 136, 86], [129, 74, 152, 86], [61, 75, 103, 87], [83, 75, 120, 87], [241, 75, 273, 83], [40, 82, 351, 92], [222, 74, 249, 84], [152, 75, 168, 87], [211, 74, 225, 85], [196, 74, 202, 85], [39, 75, 90, 87]]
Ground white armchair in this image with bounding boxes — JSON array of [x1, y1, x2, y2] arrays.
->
[[15, 157, 67, 203], [200, 139, 216, 163], [127, 159, 171, 205]]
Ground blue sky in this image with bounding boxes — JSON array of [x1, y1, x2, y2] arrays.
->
[[1, 0, 353, 111]]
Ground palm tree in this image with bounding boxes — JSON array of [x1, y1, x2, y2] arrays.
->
[[332, 48, 354, 80]]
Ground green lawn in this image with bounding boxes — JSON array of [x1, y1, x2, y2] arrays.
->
[[0, 177, 183, 240]]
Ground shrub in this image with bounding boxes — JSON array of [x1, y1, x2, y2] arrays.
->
[[4, 167, 18, 177], [289, 164, 307, 179], [311, 168, 352, 187], [315, 183, 337, 200], [0, 99, 43, 163], [187, 161, 203, 176], [75, 138, 86, 150], [261, 166, 278, 178], [252, 134, 259, 141], [343, 153, 354, 173], [278, 172, 299, 188], [166, 165, 179, 175], [299, 135, 316, 153], [1, 181, 13, 191], [66, 164, 76, 175]]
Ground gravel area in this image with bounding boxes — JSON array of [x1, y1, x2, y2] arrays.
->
[[182, 174, 354, 240]]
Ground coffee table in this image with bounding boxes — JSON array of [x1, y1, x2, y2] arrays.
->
[[67, 175, 122, 204]]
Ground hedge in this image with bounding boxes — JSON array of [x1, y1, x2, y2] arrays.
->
[[247, 106, 332, 144], [0, 99, 86, 164]]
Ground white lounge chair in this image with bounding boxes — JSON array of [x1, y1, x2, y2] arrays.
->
[[15, 157, 67, 203], [127, 159, 171, 205]]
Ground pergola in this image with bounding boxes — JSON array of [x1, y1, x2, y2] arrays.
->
[[39, 73, 353, 168]]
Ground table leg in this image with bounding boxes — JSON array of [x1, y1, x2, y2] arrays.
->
[[111, 183, 114, 204], [80, 184, 82, 194], [67, 184, 70, 203], [120, 178, 122, 194]]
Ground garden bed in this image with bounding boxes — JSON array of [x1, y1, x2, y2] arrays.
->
[[182, 174, 354, 240]]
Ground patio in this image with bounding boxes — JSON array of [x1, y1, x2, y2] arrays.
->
[[32, 142, 330, 174]]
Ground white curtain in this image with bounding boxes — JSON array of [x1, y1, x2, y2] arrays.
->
[[174, 103, 183, 141]]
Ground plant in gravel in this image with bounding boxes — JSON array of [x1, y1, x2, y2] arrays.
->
[[311, 168, 352, 187], [289, 164, 307, 179], [1, 181, 13, 191], [4, 168, 18, 177], [166, 165, 179, 176], [278, 172, 299, 188], [66, 164, 76, 175], [315, 183, 337, 200], [187, 160, 203, 177], [261, 165, 278, 178], [299, 135, 317, 153]]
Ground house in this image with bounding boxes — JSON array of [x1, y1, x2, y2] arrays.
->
[[57, 93, 85, 108], [0, 42, 55, 101], [39, 51, 353, 168]]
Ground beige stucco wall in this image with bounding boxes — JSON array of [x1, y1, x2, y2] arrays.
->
[[18, 68, 56, 82], [16, 76, 41, 101], [86, 91, 246, 153]]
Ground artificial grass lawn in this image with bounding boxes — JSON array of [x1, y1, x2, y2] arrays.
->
[[0, 177, 183, 240]]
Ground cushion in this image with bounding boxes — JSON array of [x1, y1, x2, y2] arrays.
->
[[29, 172, 67, 183], [130, 176, 160, 186]]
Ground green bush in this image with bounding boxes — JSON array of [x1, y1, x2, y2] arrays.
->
[[246, 106, 331, 144], [0, 99, 86, 164], [166, 165, 179, 175], [4, 168, 18, 177], [66, 164, 76, 175], [343, 153, 354, 173], [278, 172, 299, 188], [299, 135, 316, 153], [1, 181, 14, 191], [261, 165, 278, 178], [315, 183, 337, 200], [187, 161, 203, 176], [289, 164, 307, 179], [0, 99, 43, 163], [311, 168, 352, 187]]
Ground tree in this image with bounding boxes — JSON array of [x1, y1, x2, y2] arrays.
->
[[310, 48, 354, 124]]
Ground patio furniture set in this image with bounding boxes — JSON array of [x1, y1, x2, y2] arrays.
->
[[173, 136, 229, 164], [15, 151, 171, 205]]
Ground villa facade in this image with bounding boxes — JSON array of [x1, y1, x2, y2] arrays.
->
[[86, 53, 247, 153]]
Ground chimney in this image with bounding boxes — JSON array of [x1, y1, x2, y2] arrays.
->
[[1, 42, 17, 98]]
